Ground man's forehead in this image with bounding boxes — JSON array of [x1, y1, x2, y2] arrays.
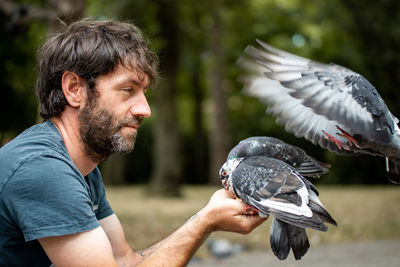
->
[[104, 63, 150, 88]]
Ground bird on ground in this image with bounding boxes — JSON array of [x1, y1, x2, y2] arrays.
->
[[238, 40, 400, 184], [220, 137, 337, 260], [206, 238, 245, 259]]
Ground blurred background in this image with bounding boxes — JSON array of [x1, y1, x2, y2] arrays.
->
[[2, 0, 400, 194], [1, 0, 400, 261]]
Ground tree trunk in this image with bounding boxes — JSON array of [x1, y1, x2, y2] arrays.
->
[[208, 7, 230, 184], [147, 0, 182, 197], [192, 53, 209, 183]]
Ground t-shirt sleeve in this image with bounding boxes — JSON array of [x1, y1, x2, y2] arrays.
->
[[88, 167, 114, 221], [3, 155, 100, 242]]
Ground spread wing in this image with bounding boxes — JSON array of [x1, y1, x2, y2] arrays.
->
[[238, 40, 398, 154]]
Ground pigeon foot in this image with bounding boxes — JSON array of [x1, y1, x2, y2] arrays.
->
[[322, 130, 350, 150], [335, 126, 361, 148], [244, 204, 259, 215]]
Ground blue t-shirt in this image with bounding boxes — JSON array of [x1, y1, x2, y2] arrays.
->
[[0, 121, 114, 266]]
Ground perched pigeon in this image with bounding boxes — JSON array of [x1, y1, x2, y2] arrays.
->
[[227, 136, 330, 178], [220, 139, 337, 260], [238, 40, 400, 184]]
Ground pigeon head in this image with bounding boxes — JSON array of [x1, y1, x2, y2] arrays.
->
[[219, 158, 244, 191]]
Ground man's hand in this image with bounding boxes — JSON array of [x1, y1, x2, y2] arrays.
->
[[200, 189, 268, 234]]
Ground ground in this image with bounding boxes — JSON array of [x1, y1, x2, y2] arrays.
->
[[188, 239, 400, 267], [106, 185, 400, 264]]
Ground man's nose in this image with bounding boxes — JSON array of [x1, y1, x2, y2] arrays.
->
[[130, 92, 151, 118]]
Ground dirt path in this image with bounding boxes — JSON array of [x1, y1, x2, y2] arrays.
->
[[188, 239, 400, 267]]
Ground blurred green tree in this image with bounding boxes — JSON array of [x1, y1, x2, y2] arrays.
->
[[3, 0, 400, 188], [0, 0, 85, 142]]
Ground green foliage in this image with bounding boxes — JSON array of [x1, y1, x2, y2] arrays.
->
[[0, 13, 46, 141], [3, 0, 400, 184]]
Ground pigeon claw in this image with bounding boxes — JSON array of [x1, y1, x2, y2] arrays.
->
[[322, 130, 350, 150], [244, 205, 259, 215], [335, 126, 361, 148]]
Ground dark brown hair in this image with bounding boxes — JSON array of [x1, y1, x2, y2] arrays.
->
[[36, 19, 158, 120]]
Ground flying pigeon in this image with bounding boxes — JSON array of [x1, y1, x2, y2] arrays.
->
[[238, 40, 400, 184], [220, 138, 337, 260]]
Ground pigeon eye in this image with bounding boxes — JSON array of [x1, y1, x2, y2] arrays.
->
[[221, 170, 228, 177]]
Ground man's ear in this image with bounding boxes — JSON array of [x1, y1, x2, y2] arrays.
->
[[61, 71, 86, 108]]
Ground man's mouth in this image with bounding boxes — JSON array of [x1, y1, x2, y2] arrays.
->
[[120, 117, 143, 131], [123, 123, 141, 130]]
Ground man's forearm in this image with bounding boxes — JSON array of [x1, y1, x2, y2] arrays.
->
[[134, 209, 212, 266], [111, 189, 266, 266]]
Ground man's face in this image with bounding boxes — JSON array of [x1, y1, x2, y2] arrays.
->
[[78, 64, 151, 162]]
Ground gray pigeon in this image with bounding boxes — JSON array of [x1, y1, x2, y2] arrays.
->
[[220, 140, 337, 260], [206, 238, 245, 259], [227, 136, 330, 178], [238, 40, 400, 184]]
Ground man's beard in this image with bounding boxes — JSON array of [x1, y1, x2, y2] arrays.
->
[[78, 100, 142, 162]]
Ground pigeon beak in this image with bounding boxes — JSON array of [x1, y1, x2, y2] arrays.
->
[[221, 178, 229, 190]]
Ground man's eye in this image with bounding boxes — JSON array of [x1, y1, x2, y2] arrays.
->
[[122, 88, 133, 94]]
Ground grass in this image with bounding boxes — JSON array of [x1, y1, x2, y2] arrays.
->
[[105, 185, 400, 258]]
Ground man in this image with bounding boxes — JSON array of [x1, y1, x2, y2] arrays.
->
[[0, 19, 267, 266]]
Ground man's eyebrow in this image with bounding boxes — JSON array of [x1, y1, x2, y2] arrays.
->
[[120, 77, 149, 88], [122, 78, 140, 85]]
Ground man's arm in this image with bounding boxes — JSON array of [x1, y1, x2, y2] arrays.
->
[[102, 189, 266, 266], [40, 189, 266, 266], [39, 226, 118, 267]]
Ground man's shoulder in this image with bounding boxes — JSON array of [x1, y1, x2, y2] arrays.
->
[[0, 121, 75, 190], [2, 121, 62, 149], [4, 120, 63, 148]]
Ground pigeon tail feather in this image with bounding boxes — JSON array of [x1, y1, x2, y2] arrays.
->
[[270, 218, 290, 260], [286, 223, 310, 260], [386, 158, 400, 184], [270, 218, 310, 260]]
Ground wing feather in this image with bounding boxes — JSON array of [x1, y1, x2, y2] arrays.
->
[[239, 40, 398, 149]]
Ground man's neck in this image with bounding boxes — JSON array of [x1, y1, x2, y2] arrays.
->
[[50, 108, 98, 177]]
